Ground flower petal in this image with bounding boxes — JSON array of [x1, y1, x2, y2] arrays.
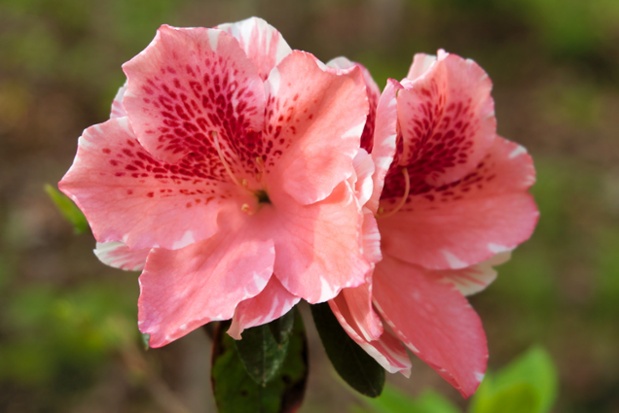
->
[[94, 241, 150, 271], [138, 218, 275, 347], [373, 256, 488, 398], [264, 51, 369, 205], [59, 117, 237, 250], [380, 136, 538, 270], [122, 25, 266, 169], [326, 57, 381, 154], [227, 276, 300, 339], [217, 17, 292, 81], [266, 182, 370, 303], [394, 51, 495, 187], [367, 79, 399, 213], [440, 251, 512, 296], [110, 84, 127, 118], [330, 283, 383, 342]]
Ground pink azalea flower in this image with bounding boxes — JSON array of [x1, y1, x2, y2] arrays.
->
[[59, 17, 373, 347], [328, 51, 539, 397]]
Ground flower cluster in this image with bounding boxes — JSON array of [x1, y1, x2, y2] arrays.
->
[[59, 17, 537, 397]]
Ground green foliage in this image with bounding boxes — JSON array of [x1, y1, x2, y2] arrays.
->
[[234, 309, 295, 386], [470, 347, 558, 413], [211, 310, 308, 413], [45, 184, 89, 234], [0, 280, 137, 390], [354, 347, 557, 413], [353, 387, 460, 413], [311, 302, 385, 398]]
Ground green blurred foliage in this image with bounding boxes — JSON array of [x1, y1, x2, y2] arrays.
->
[[470, 347, 557, 413], [354, 347, 558, 413]]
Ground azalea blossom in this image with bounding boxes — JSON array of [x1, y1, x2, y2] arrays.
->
[[328, 51, 539, 397], [59, 17, 373, 347]]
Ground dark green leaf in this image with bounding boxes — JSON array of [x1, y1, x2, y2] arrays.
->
[[310, 302, 385, 397], [45, 184, 89, 234], [211, 310, 308, 413], [234, 312, 293, 386], [269, 309, 295, 344]]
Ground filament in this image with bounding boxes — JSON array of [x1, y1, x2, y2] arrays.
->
[[377, 167, 410, 219]]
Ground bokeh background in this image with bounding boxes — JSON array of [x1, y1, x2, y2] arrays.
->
[[1, 0, 618, 411]]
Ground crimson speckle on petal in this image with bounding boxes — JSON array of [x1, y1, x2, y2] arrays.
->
[[59, 17, 371, 347]]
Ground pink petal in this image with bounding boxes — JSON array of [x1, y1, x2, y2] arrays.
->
[[122, 25, 266, 170], [326, 57, 381, 154], [217, 17, 292, 80], [358, 329, 412, 376], [352, 149, 375, 208], [264, 51, 369, 205], [367, 79, 399, 213], [394, 51, 496, 187], [330, 283, 383, 342], [373, 256, 488, 398], [94, 241, 150, 271], [329, 287, 411, 377], [138, 219, 275, 347], [440, 251, 512, 296], [265, 182, 370, 303], [228, 276, 300, 339], [379, 136, 538, 270], [329, 284, 411, 374], [58, 117, 240, 250], [110, 84, 127, 118]]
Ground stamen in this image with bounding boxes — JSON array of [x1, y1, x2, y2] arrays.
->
[[377, 167, 411, 219], [211, 131, 243, 187]]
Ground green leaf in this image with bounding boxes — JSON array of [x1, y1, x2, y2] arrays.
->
[[310, 302, 385, 397], [211, 310, 308, 413], [234, 310, 294, 386], [268, 309, 295, 344], [45, 184, 89, 234], [469, 347, 558, 413], [353, 386, 461, 413]]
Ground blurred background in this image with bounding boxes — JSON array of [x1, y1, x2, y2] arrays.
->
[[1, 0, 618, 411]]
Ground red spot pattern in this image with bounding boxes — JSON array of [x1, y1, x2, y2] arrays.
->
[[99, 137, 233, 203], [381, 150, 497, 211], [138, 53, 266, 181], [381, 77, 483, 207], [126, 36, 309, 191]]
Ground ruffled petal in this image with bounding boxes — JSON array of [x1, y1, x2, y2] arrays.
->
[[330, 283, 382, 341], [440, 251, 512, 296], [329, 285, 411, 374], [326, 57, 381, 154], [110, 84, 127, 118], [380, 136, 538, 270], [357, 329, 412, 376], [391, 50, 495, 189], [265, 182, 370, 303], [228, 276, 300, 339], [367, 79, 399, 213], [263, 51, 369, 205], [59, 117, 239, 250], [373, 256, 488, 398], [122, 25, 266, 172], [217, 17, 292, 81], [93, 241, 150, 271], [138, 217, 275, 347]]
